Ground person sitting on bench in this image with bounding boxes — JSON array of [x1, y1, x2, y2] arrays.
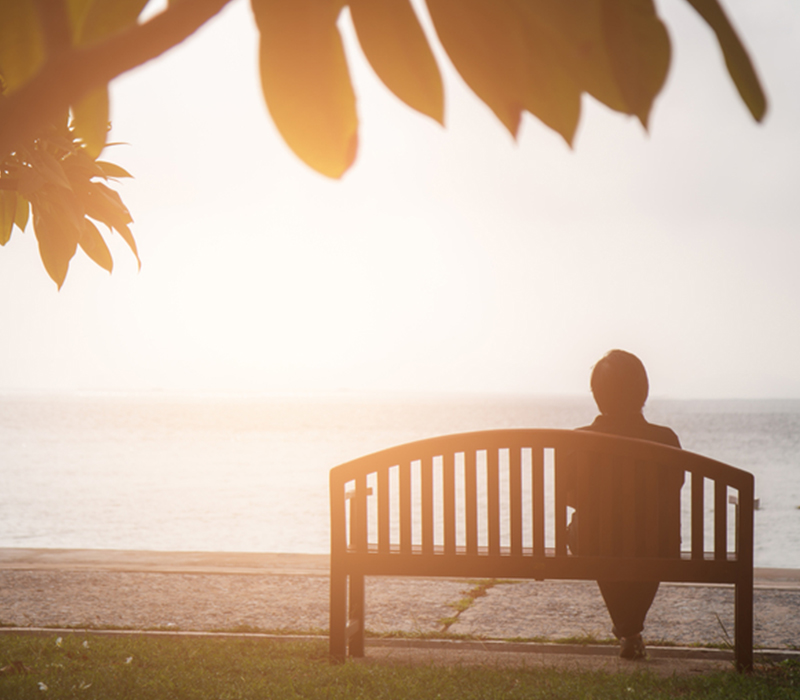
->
[[569, 349, 682, 660]]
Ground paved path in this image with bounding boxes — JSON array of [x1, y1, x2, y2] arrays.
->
[[1, 549, 798, 674]]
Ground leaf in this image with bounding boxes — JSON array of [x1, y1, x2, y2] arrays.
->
[[683, 0, 767, 121], [75, 181, 139, 267], [78, 218, 113, 272], [520, 0, 629, 115], [77, 181, 132, 231], [71, 0, 149, 46], [38, 129, 79, 157], [72, 86, 110, 158], [349, 0, 444, 124], [0, 0, 45, 93], [96, 161, 133, 179], [600, 0, 671, 128], [62, 149, 107, 182], [31, 193, 82, 288], [15, 194, 30, 232], [114, 222, 140, 269], [29, 150, 73, 191], [251, 0, 358, 178], [425, 0, 527, 137], [0, 190, 16, 245], [510, 0, 582, 144]]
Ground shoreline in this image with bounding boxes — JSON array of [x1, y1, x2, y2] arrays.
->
[[1, 548, 799, 587]]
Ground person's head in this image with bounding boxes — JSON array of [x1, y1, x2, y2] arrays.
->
[[590, 350, 649, 417]]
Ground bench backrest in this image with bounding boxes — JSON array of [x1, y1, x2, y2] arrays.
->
[[330, 429, 754, 583]]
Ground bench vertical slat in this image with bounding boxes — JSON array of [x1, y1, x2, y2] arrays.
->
[[554, 448, 568, 556], [465, 450, 478, 555], [633, 462, 646, 556], [378, 465, 389, 554], [691, 470, 704, 560], [443, 452, 456, 555], [714, 479, 727, 560], [643, 464, 659, 558], [510, 447, 522, 556], [422, 456, 434, 555], [488, 449, 500, 555], [400, 461, 412, 554], [597, 453, 615, 557], [656, 464, 681, 558], [575, 451, 599, 555], [352, 473, 369, 553], [532, 447, 545, 557], [620, 457, 637, 557]]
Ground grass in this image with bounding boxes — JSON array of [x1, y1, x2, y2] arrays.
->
[[1, 632, 799, 700]]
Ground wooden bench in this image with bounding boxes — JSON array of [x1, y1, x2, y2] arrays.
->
[[329, 429, 755, 670]]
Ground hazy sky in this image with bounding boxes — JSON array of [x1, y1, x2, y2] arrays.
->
[[0, 0, 798, 398]]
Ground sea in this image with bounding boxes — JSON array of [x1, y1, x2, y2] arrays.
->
[[0, 394, 797, 569]]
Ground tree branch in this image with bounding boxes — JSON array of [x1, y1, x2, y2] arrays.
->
[[0, 0, 235, 160], [33, 0, 73, 59]]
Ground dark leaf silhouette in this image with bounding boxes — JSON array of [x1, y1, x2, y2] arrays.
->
[[252, 0, 358, 179], [32, 187, 83, 289], [600, 0, 671, 128], [426, 0, 530, 137], [79, 218, 114, 273], [0, 190, 16, 245], [683, 0, 767, 121], [349, 0, 444, 124]]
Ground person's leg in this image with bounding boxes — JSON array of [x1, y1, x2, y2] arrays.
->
[[597, 580, 659, 637], [597, 580, 659, 659]]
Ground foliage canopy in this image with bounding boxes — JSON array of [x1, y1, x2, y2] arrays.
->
[[0, 0, 767, 287]]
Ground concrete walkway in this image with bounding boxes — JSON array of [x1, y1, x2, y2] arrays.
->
[[1, 549, 798, 675]]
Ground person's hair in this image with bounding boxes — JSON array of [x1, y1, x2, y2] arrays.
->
[[590, 350, 649, 416]]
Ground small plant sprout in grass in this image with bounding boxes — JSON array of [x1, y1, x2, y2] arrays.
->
[[714, 612, 735, 650]]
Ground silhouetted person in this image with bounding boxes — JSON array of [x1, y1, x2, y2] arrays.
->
[[570, 350, 681, 660]]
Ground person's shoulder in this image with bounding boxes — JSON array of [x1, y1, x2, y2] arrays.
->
[[576, 416, 607, 433], [576, 414, 680, 447], [644, 422, 681, 448]]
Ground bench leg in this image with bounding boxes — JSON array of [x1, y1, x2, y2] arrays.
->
[[329, 566, 348, 662], [734, 576, 754, 672], [348, 572, 366, 657]]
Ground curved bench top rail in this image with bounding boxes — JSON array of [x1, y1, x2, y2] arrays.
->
[[329, 429, 753, 491]]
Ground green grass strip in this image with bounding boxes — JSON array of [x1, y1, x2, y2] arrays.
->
[[1, 632, 799, 699]]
